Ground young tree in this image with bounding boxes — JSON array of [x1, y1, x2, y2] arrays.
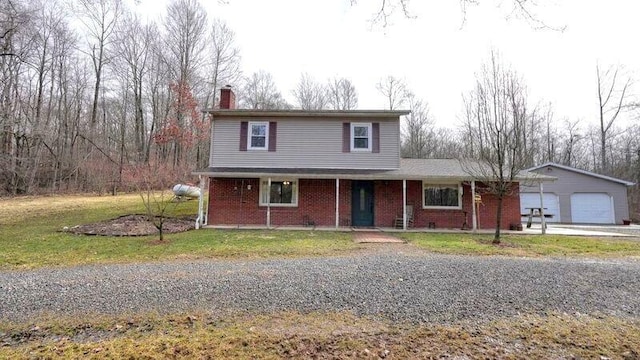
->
[[460, 51, 529, 243]]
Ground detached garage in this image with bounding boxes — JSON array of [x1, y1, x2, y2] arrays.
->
[[521, 163, 634, 225]]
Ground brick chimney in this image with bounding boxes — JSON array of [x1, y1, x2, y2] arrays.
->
[[219, 85, 236, 109]]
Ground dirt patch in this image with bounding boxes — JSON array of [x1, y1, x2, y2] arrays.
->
[[67, 214, 194, 236]]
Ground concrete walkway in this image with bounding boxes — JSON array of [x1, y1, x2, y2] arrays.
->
[[522, 224, 633, 237], [353, 232, 405, 243]]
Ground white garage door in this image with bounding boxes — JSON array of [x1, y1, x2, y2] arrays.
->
[[520, 193, 560, 223], [570, 193, 614, 224]]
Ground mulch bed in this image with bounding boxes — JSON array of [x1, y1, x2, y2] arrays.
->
[[66, 214, 195, 236]]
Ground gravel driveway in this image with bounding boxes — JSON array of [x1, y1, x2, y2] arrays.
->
[[1, 245, 639, 323]]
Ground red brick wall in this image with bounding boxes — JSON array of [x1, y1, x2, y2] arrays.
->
[[207, 177, 520, 230]]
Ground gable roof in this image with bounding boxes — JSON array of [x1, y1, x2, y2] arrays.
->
[[203, 109, 411, 119], [526, 162, 635, 186]]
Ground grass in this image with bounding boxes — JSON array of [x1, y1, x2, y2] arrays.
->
[[1, 311, 638, 359], [399, 232, 640, 258], [2, 193, 640, 270], [0, 194, 360, 270]]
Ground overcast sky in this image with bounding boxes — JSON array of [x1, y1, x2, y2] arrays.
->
[[136, 0, 639, 128]]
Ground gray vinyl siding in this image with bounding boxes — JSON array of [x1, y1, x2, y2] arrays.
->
[[521, 166, 630, 224], [210, 117, 400, 169]]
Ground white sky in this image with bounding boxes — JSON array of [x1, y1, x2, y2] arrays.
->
[[135, 0, 640, 128]]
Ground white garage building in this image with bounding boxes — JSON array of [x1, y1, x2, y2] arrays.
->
[[520, 163, 634, 224]]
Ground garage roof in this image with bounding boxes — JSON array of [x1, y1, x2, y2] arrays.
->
[[526, 162, 635, 186]]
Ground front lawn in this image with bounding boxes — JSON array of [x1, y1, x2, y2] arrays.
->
[[399, 232, 640, 258], [0, 194, 360, 270]]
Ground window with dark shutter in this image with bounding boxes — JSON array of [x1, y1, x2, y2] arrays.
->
[[372, 123, 380, 153], [239, 122, 248, 151], [268, 122, 277, 152], [342, 123, 350, 153]]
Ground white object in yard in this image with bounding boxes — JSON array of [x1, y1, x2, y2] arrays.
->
[[172, 184, 201, 198]]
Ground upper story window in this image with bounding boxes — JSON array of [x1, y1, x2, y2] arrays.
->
[[249, 121, 269, 150], [423, 182, 463, 209], [351, 122, 372, 152]]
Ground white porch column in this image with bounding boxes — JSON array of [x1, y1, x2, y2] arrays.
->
[[335, 178, 340, 228], [204, 177, 210, 226], [196, 175, 204, 229], [267, 177, 271, 229], [539, 181, 546, 235], [471, 180, 477, 232], [402, 179, 407, 230]]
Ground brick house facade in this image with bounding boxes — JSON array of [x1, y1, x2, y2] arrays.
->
[[195, 87, 541, 231]]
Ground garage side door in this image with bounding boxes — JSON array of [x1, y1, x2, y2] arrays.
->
[[570, 193, 614, 224], [520, 193, 560, 223]]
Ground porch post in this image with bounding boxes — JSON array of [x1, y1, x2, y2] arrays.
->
[[335, 178, 340, 228], [471, 180, 477, 232], [539, 181, 546, 235], [196, 175, 204, 229], [204, 177, 210, 226], [267, 177, 271, 229], [403, 179, 407, 230]]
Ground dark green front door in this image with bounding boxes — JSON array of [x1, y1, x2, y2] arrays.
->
[[352, 181, 374, 227]]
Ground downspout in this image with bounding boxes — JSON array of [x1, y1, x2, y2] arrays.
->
[[204, 177, 210, 225], [402, 179, 407, 230], [335, 178, 340, 228], [195, 175, 204, 229]]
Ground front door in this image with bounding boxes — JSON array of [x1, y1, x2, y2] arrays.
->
[[352, 181, 374, 227]]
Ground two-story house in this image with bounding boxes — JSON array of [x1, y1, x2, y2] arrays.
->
[[194, 87, 543, 230]]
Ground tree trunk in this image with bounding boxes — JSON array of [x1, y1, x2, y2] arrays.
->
[[493, 194, 503, 244]]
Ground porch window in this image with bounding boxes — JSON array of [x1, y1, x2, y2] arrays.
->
[[423, 183, 462, 209], [350, 123, 372, 152], [260, 179, 298, 206], [248, 122, 269, 150]]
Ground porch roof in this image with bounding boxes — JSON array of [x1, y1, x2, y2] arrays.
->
[[193, 158, 555, 183]]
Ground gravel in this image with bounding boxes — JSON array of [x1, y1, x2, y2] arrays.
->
[[1, 247, 639, 323]]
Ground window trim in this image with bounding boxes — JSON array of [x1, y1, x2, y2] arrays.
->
[[259, 178, 299, 207], [248, 121, 269, 150], [422, 182, 463, 210], [350, 122, 372, 152]]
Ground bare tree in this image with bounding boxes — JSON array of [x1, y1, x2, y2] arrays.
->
[[326, 77, 358, 110], [401, 94, 434, 158], [596, 64, 632, 174], [75, 0, 123, 128], [351, 0, 561, 29], [376, 75, 410, 110], [460, 51, 529, 243], [240, 70, 289, 109], [292, 73, 327, 110]]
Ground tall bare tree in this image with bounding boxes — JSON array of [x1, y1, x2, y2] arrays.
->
[[461, 51, 529, 243], [376, 75, 410, 110], [327, 77, 358, 110], [240, 70, 289, 109], [401, 94, 434, 158], [76, 0, 122, 128], [596, 64, 632, 174], [292, 73, 327, 110]]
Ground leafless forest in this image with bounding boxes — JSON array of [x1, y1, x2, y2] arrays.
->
[[1, 0, 638, 215]]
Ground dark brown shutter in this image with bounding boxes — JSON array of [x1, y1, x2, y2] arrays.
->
[[239, 121, 248, 151], [342, 123, 350, 153], [268, 122, 277, 152], [372, 123, 380, 153]]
